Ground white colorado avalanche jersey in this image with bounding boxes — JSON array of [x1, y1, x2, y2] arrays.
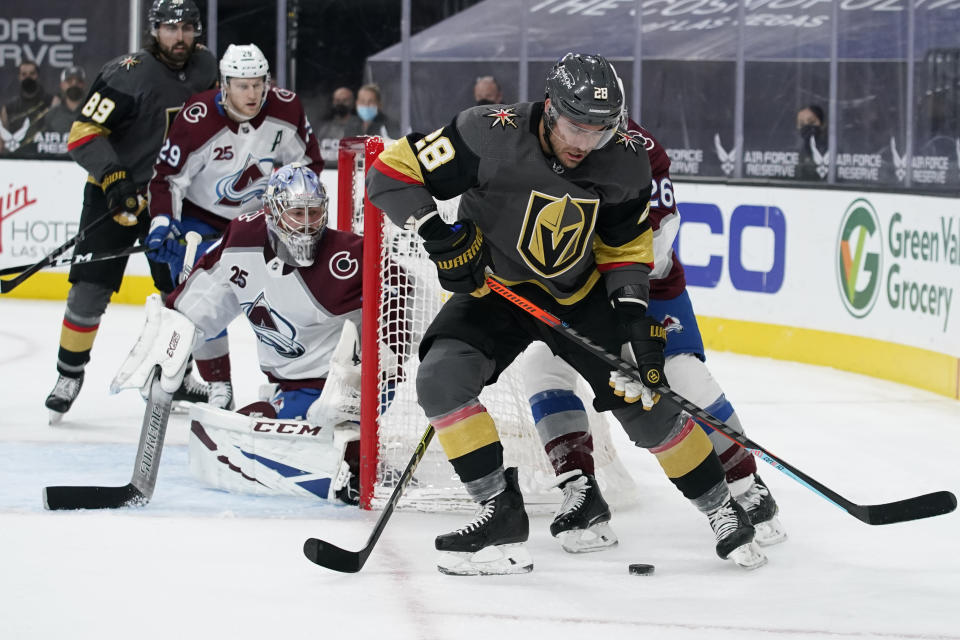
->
[[149, 86, 322, 231], [167, 211, 362, 386]]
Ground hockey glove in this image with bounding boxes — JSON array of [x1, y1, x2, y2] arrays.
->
[[611, 288, 667, 410], [419, 213, 491, 297], [101, 166, 142, 226], [146, 215, 185, 265]]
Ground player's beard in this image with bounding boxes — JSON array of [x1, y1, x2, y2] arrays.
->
[[157, 39, 194, 68]]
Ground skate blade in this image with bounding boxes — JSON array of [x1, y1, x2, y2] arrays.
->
[[48, 410, 64, 426], [728, 541, 767, 570], [754, 517, 787, 547], [556, 522, 619, 554], [437, 543, 533, 576]]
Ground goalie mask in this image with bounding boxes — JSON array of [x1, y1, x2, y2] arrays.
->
[[544, 52, 624, 150], [149, 0, 203, 35], [264, 163, 328, 267], [219, 43, 271, 121]]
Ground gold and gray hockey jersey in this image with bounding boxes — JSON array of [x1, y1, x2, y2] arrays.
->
[[366, 101, 654, 306], [67, 47, 217, 186]]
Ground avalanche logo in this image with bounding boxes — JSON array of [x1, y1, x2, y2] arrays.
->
[[660, 314, 683, 334], [241, 292, 306, 358], [215, 154, 275, 207], [329, 251, 358, 280], [836, 198, 883, 318]]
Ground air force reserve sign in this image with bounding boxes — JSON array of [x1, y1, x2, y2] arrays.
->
[[518, 191, 598, 277]]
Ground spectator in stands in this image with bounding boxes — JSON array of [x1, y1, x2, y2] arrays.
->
[[474, 75, 503, 105], [35, 66, 88, 157], [0, 61, 58, 155], [796, 104, 826, 181], [345, 83, 398, 139], [314, 86, 361, 167]]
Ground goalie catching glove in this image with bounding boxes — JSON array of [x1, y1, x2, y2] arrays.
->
[[610, 285, 668, 410], [417, 211, 491, 297]]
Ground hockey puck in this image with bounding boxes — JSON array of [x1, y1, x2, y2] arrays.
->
[[628, 563, 655, 576]]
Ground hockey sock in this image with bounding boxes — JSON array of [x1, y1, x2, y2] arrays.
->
[[432, 400, 505, 502], [56, 315, 99, 378], [693, 396, 757, 483], [649, 416, 727, 506], [196, 354, 231, 383], [529, 389, 595, 476]]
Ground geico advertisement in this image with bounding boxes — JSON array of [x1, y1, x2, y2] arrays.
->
[[675, 182, 959, 357], [0, 160, 344, 276]]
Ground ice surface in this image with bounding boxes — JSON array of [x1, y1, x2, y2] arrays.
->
[[1, 299, 957, 640]]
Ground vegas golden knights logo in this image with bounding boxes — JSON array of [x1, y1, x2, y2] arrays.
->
[[517, 191, 598, 277]]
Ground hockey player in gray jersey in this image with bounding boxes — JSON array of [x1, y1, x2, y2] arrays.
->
[[44, 0, 217, 423], [366, 53, 764, 575]]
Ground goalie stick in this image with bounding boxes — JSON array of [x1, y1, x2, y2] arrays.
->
[[43, 365, 174, 510], [485, 277, 957, 526], [303, 424, 435, 572]]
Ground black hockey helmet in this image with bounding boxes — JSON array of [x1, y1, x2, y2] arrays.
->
[[545, 53, 624, 131], [149, 0, 203, 35]]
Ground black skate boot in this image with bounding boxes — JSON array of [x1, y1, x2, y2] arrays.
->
[[45, 372, 84, 424], [734, 474, 787, 546], [706, 497, 767, 570], [172, 360, 209, 410], [435, 467, 532, 575], [550, 471, 618, 553]]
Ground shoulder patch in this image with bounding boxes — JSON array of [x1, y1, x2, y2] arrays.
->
[[181, 101, 208, 124], [483, 106, 519, 129], [118, 55, 141, 71], [614, 128, 654, 154], [271, 87, 297, 103]]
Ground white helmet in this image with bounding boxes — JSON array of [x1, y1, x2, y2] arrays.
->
[[263, 163, 328, 267], [219, 43, 270, 120]]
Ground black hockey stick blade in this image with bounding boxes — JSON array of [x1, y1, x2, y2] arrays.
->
[[43, 484, 146, 511], [860, 491, 957, 525], [303, 424, 435, 572], [42, 366, 173, 511], [485, 277, 958, 526]]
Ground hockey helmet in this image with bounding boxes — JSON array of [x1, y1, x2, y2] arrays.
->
[[220, 43, 270, 81], [544, 53, 624, 149], [149, 0, 203, 35], [263, 163, 328, 267]]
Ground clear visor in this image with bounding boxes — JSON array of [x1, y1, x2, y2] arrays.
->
[[553, 114, 617, 150]]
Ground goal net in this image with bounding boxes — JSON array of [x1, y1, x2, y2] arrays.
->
[[336, 136, 639, 513]]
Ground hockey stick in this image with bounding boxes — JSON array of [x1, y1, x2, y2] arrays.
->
[[0, 233, 217, 277], [0, 194, 146, 294], [43, 365, 174, 510], [486, 277, 957, 526], [303, 424, 435, 572], [178, 231, 203, 284]]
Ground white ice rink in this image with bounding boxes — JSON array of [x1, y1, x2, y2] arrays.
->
[[1, 298, 958, 640]]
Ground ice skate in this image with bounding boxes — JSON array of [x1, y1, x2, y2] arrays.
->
[[550, 471, 618, 553], [45, 372, 84, 424], [172, 367, 209, 410], [735, 474, 787, 546], [707, 497, 767, 570], [435, 467, 532, 575], [208, 381, 235, 410]]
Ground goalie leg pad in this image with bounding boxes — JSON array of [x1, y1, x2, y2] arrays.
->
[[187, 403, 356, 501]]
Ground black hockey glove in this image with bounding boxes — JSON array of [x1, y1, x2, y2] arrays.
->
[[101, 165, 141, 227], [611, 286, 667, 409], [419, 213, 491, 297]]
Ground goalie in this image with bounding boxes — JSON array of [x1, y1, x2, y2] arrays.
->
[[114, 163, 400, 504]]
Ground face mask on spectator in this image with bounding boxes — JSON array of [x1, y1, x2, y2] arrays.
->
[[476, 99, 496, 106], [20, 77, 39, 96], [65, 86, 85, 102], [357, 105, 377, 122], [332, 102, 351, 117]]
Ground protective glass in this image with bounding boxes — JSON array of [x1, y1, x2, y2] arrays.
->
[[552, 112, 617, 150]]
